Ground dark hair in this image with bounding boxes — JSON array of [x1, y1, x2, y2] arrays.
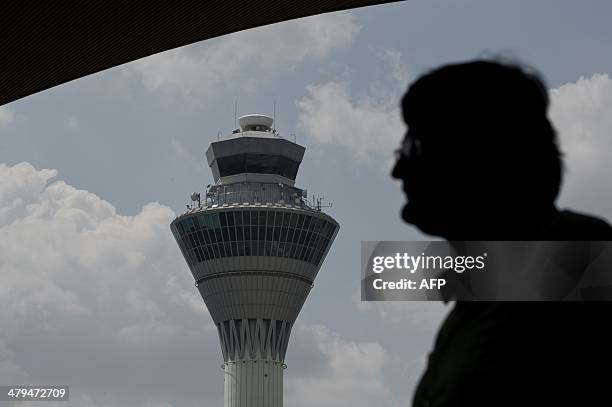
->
[[401, 60, 563, 203]]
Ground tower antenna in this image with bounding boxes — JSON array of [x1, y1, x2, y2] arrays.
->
[[234, 99, 238, 129], [273, 100, 276, 132]]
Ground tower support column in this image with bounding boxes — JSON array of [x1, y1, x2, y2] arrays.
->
[[223, 360, 284, 407]]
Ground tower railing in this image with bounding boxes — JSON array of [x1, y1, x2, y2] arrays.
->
[[202, 182, 309, 208]]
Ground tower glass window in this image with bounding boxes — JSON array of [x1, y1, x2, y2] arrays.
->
[[172, 209, 337, 266], [215, 154, 300, 180]]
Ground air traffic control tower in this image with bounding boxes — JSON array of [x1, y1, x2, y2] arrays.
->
[[170, 114, 339, 407]]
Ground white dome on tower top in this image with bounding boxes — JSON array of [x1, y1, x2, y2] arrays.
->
[[239, 114, 273, 131]]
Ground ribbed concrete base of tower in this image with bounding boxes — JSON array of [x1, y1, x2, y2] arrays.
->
[[223, 360, 284, 407]]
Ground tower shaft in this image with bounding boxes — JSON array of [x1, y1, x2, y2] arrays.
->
[[224, 360, 283, 407]]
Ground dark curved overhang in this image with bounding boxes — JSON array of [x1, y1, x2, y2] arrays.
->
[[0, 0, 402, 106]]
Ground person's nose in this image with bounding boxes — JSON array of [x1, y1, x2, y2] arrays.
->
[[391, 154, 406, 180]]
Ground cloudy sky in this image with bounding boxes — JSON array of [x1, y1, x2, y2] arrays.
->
[[2, 1, 612, 406]]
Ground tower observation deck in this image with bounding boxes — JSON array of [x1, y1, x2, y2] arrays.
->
[[170, 114, 339, 407]]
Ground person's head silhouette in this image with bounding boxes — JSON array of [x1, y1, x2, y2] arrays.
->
[[392, 60, 564, 240]]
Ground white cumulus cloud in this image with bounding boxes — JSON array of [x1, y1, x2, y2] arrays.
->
[[549, 73, 612, 219], [296, 49, 407, 162], [351, 288, 450, 331], [296, 81, 404, 161], [286, 322, 396, 407], [0, 162, 214, 404], [127, 12, 360, 96], [0, 162, 203, 338]]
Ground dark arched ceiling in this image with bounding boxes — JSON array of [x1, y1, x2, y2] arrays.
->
[[0, 0, 401, 106]]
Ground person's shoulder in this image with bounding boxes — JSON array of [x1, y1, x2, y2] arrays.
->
[[550, 209, 612, 240]]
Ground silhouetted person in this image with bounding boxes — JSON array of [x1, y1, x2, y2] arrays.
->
[[391, 60, 612, 406]]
